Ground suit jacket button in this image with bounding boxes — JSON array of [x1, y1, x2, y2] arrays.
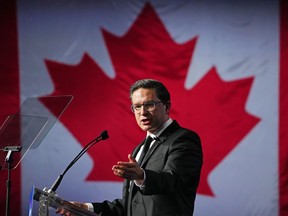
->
[[133, 200, 138, 205]]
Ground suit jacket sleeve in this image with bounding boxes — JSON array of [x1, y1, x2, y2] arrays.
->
[[141, 126, 202, 196], [92, 198, 125, 216]]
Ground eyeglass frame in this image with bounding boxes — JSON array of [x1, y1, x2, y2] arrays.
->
[[131, 101, 163, 113]]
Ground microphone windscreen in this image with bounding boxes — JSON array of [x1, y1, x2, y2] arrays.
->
[[101, 130, 109, 140]]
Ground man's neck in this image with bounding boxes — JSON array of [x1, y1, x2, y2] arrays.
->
[[147, 118, 173, 137]]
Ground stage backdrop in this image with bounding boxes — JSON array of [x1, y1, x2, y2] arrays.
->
[[0, 0, 287, 216]]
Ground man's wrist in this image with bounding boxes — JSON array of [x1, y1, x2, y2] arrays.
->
[[134, 168, 146, 188]]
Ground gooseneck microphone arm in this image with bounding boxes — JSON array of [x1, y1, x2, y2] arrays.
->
[[49, 130, 109, 192]]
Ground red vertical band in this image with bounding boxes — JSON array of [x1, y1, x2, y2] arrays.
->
[[279, 0, 288, 215], [0, 0, 21, 215]]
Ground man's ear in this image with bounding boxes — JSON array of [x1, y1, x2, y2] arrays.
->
[[165, 101, 171, 113]]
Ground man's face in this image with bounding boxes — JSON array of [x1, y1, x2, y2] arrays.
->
[[131, 88, 169, 133]]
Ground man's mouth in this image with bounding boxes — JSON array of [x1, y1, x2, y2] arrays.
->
[[141, 119, 151, 125]]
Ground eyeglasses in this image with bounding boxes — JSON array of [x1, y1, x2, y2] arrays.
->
[[131, 101, 163, 113]]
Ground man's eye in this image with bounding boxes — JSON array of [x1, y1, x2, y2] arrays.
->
[[145, 102, 154, 107], [134, 105, 142, 109]]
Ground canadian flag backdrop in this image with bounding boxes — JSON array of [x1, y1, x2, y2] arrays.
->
[[0, 0, 287, 216]]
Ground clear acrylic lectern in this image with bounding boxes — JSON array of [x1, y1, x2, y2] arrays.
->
[[0, 95, 75, 216], [31, 186, 99, 216]]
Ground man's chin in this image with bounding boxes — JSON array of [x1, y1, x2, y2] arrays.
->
[[140, 125, 152, 132]]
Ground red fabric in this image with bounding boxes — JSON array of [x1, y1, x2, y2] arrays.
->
[[0, 1, 287, 215], [43, 4, 260, 197], [0, 0, 21, 215], [279, 0, 288, 215]]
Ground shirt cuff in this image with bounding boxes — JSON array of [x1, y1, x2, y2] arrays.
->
[[86, 203, 94, 212], [134, 168, 146, 189]]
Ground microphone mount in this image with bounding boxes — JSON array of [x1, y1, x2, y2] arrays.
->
[[49, 130, 109, 192]]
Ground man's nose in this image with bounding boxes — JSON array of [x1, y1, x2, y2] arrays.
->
[[140, 105, 148, 114]]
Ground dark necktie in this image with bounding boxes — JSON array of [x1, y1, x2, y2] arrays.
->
[[138, 136, 153, 165]]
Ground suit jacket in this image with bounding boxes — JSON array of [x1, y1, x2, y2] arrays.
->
[[93, 120, 203, 216]]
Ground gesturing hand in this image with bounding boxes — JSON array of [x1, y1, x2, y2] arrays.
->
[[112, 154, 144, 182]]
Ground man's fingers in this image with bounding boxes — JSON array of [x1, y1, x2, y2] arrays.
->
[[128, 154, 137, 162], [111, 154, 141, 179], [114, 162, 136, 168]]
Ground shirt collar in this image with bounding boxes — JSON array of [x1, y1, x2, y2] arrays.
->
[[147, 118, 173, 139]]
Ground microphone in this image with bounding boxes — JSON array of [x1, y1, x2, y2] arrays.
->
[[49, 130, 109, 192], [99, 130, 109, 140]]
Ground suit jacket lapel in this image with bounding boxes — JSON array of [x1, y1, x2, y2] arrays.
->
[[132, 139, 145, 158], [141, 137, 165, 165], [141, 120, 180, 165]]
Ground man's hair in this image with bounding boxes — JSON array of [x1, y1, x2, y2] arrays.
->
[[130, 79, 171, 105]]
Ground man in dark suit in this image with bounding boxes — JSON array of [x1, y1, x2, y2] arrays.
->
[[58, 79, 203, 216]]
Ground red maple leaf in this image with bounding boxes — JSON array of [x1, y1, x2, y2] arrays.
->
[[41, 3, 259, 196]]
